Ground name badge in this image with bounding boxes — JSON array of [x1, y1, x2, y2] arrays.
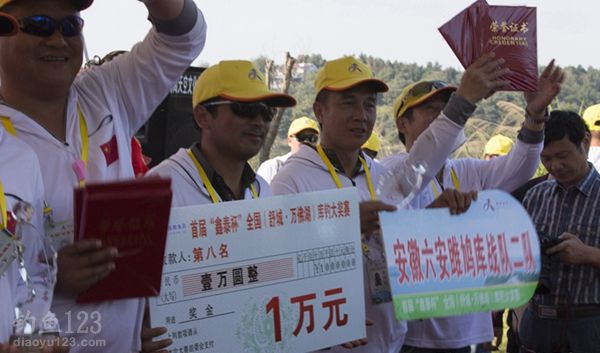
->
[[45, 220, 74, 251], [364, 231, 392, 304], [0, 228, 16, 276]]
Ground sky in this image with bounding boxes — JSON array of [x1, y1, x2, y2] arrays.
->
[[82, 0, 598, 70]]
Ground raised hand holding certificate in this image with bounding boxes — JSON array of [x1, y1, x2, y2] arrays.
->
[[149, 189, 365, 353], [439, 0, 538, 91]]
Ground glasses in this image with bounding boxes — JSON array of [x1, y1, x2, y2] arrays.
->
[[396, 80, 449, 116], [294, 133, 318, 144], [18, 15, 84, 38], [203, 101, 277, 122]]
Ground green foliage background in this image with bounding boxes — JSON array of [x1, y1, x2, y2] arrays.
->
[[251, 54, 600, 168]]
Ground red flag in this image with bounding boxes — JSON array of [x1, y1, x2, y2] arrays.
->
[[100, 135, 119, 166]]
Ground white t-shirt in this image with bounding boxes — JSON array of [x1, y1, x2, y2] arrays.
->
[[380, 137, 542, 349], [589, 146, 600, 171], [0, 10, 207, 352], [148, 147, 271, 207], [256, 152, 292, 183], [0, 128, 46, 342]]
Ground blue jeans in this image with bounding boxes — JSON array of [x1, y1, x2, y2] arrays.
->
[[519, 306, 600, 353]]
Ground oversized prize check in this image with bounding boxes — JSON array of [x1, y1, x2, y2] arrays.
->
[[380, 189, 541, 321], [149, 189, 365, 353]]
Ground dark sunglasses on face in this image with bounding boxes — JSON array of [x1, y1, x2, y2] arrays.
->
[[203, 101, 277, 122], [18, 15, 84, 38], [294, 133, 318, 144]]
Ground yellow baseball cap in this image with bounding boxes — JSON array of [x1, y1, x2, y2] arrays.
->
[[192, 60, 296, 109], [0, 0, 92, 8], [287, 117, 319, 137], [393, 80, 457, 119], [314, 56, 388, 95], [583, 104, 600, 132], [484, 134, 514, 156], [0, 0, 93, 36], [362, 132, 381, 153]]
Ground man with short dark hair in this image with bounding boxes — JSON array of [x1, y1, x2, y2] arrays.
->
[[519, 110, 600, 353], [0, 0, 206, 351]]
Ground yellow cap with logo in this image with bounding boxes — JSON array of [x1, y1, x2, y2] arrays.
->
[[0, 0, 93, 36], [362, 132, 381, 153], [583, 104, 600, 132], [287, 116, 319, 137], [314, 56, 388, 95], [484, 134, 514, 156], [393, 80, 457, 119], [192, 60, 296, 109]]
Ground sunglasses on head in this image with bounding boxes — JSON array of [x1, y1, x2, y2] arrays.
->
[[294, 133, 318, 144], [203, 101, 277, 122], [18, 15, 84, 38], [397, 80, 449, 115]]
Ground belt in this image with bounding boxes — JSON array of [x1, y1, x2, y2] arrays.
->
[[530, 301, 600, 319]]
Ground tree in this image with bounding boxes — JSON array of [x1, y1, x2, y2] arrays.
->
[[259, 52, 297, 163]]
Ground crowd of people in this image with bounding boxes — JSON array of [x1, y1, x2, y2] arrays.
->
[[0, 1, 599, 353]]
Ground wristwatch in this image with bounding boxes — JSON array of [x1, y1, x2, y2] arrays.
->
[[525, 108, 549, 124]]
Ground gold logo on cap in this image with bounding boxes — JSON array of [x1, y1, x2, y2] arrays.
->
[[248, 68, 262, 81], [348, 63, 362, 73]]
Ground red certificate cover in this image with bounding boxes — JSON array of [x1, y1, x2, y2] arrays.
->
[[438, 0, 489, 70], [75, 177, 172, 303], [479, 5, 538, 91], [439, 1, 538, 91]]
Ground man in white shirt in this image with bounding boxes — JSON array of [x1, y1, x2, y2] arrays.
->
[[0, 0, 206, 351], [383, 61, 565, 353], [149, 60, 296, 206], [272, 53, 507, 353], [257, 116, 319, 183], [583, 104, 600, 170]]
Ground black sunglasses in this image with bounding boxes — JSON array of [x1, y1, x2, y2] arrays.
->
[[294, 133, 318, 144], [203, 101, 277, 122], [18, 15, 84, 38]]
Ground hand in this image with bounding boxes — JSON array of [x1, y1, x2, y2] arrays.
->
[[359, 201, 396, 235], [456, 52, 511, 104], [141, 304, 173, 353], [546, 232, 593, 265], [428, 189, 477, 215], [42, 344, 70, 353], [0, 343, 17, 353], [340, 319, 373, 349], [524, 59, 566, 117], [56, 239, 117, 296]]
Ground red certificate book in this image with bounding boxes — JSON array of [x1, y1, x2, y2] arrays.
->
[[439, 0, 538, 91], [74, 177, 172, 303]]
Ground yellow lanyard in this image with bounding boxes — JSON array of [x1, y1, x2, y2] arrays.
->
[[0, 181, 6, 231], [77, 107, 89, 187], [0, 117, 16, 136], [431, 167, 461, 198], [0, 108, 88, 187], [187, 149, 258, 204], [316, 144, 376, 201]]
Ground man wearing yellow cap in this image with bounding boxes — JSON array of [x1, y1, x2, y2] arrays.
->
[[270, 54, 506, 353], [382, 61, 565, 353], [149, 60, 296, 205], [257, 116, 319, 183], [0, 0, 206, 351], [361, 132, 381, 159], [583, 104, 600, 170], [483, 134, 514, 160]]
